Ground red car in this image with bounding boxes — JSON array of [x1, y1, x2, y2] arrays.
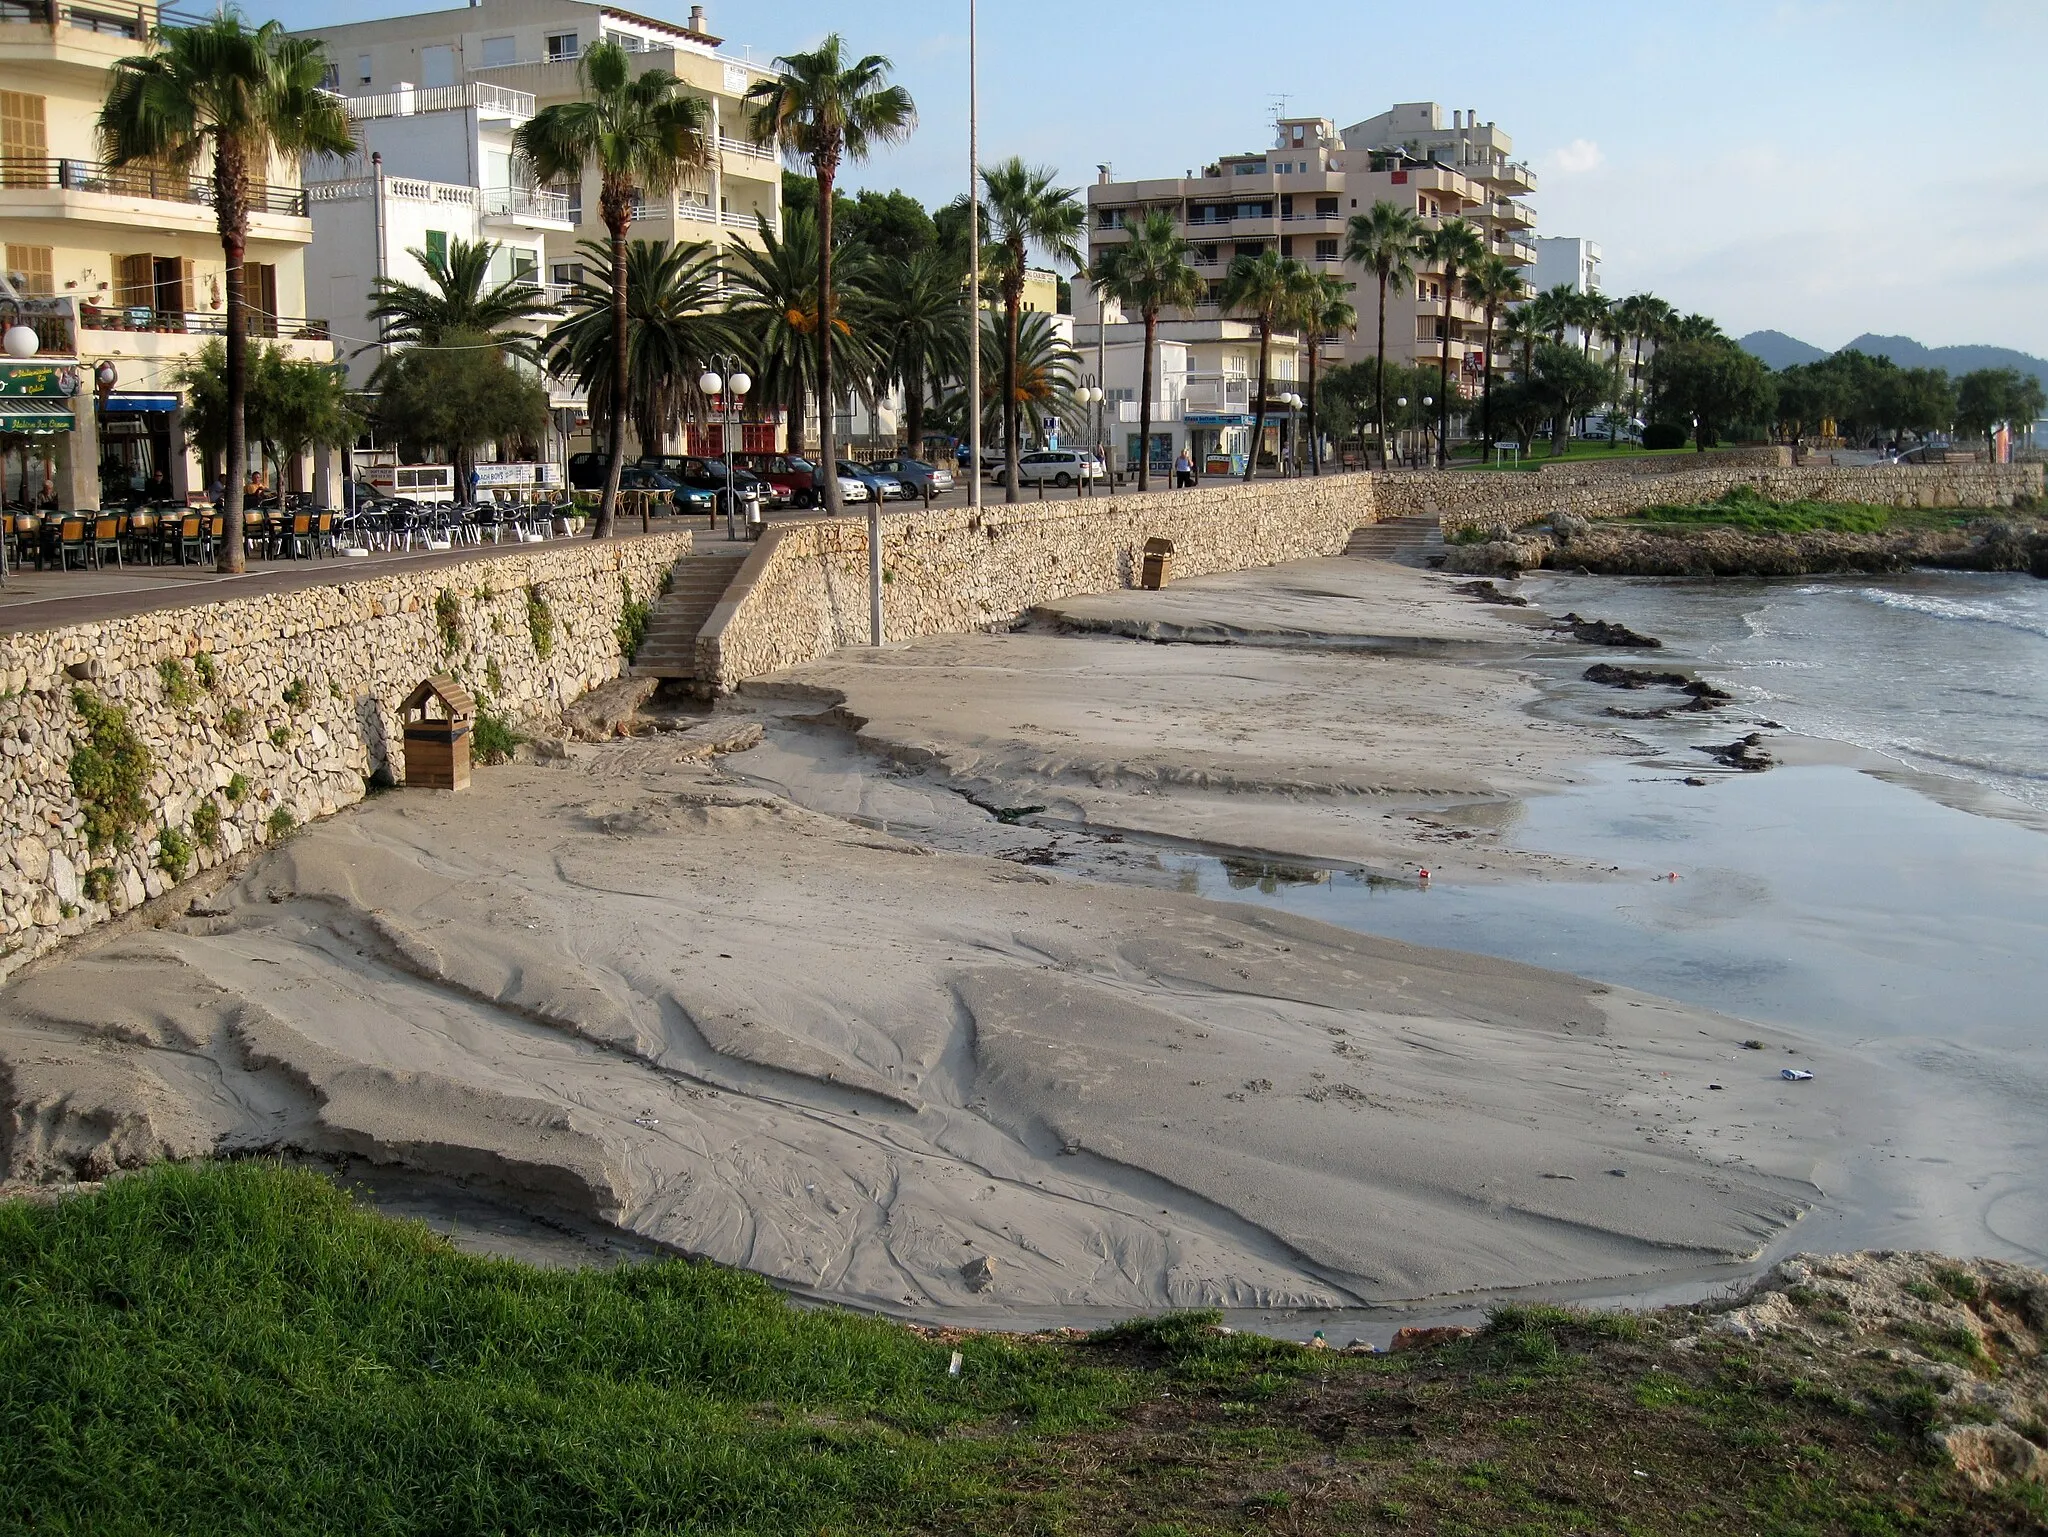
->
[[733, 451, 821, 509]]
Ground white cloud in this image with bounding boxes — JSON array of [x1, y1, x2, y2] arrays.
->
[[1546, 138, 1604, 175]]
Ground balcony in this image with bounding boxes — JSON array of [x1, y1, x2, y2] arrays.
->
[[1, 156, 307, 216], [80, 303, 328, 340], [1279, 209, 1342, 224], [718, 134, 775, 165], [482, 184, 572, 226], [341, 81, 535, 121], [1490, 162, 1538, 194]]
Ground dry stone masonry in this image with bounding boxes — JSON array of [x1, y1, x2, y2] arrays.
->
[[0, 535, 689, 977]]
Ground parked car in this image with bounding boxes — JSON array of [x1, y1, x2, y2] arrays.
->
[[866, 457, 954, 497], [619, 464, 718, 516], [836, 460, 907, 503], [1012, 449, 1105, 487], [637, 454, 773, 505], [733, 451, 822, 508]]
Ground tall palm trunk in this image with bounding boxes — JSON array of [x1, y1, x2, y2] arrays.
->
[[1002, 243, 1023, 503], [815, 159, 842, 516], [786, 379, 806, 460], [1242, 320, 1269, 483], [214, 137, 249, 574], [1306, 335, 1321, 476], [1374, 273, 1391, 472], [1479, 300, 1497, 446], [593, 195, 630, 540], [903, 375, 924, 463], [1137, 306, 1156, 492], [1436, 271, 1455, 468]]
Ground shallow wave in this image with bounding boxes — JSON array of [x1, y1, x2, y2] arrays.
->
[[1850, 588, 2048, 641]]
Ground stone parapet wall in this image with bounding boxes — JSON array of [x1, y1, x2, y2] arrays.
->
[[699, 474, 1377, 689], [1377, 462, 2043, 533], [0, 535, 688, 977], [1533, 446, 1792, 479]]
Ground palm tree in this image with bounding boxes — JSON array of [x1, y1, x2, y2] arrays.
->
[[515, 38, 709, 539], [1343, 199, 1421, 469], [982, 158, 1085, 503], [546, 238, 733, 462], [98, 15, 353, 573], [1499, 302, 1545, 382], [1530, 284, 1577, 344], [1089, 208, 1200, 491], [944, 309, 1078, 448], [746, 35, 915, 521], [1612, 292, 1675, 419], [1220, 249, 1306, 483], [1294, 271, 1355, 476], [1460, 253, 1526, 447], [875, 246, 966, 460], [367, 235, 553, 359], [1418, 218, 1483, 466], [1575, 290, 1612, 360], [725, 206, 826, 461]]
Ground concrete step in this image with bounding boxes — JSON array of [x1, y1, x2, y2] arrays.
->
[[1345, 517, 1446, 565], [632, 552, 747, 681]]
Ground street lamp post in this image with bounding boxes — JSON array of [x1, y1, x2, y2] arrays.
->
[[1075, 379, 1104, 496], [1280, 392, 1303, 476], [698, 359, 753, 541], [1421, 395, 1434, 469]]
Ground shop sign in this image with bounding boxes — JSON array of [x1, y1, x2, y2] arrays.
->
[[0, 361, 81, 398]]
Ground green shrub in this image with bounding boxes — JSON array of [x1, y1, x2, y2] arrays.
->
[[192, 653, 218, 691], [83, 866, 116, 904], [526, 587, 555, 660], [220, 705, 251, 740], [265, 807, 296, 842], [1642, 422, 1688, 451], [155, 823, 193, 879], [616, 580, 653, 660], [191, 800, 221, 848], [157, 658, 199, 708], [434, 589, 463, 652], [471, 707, 522, 766], [282, 677, 310, 710], [268, 725, 291, 749], [483, 656, 505, 697], [68, 688, 153, 851], [224, 773, 250, 805], [1636, 486, 1902, 535]]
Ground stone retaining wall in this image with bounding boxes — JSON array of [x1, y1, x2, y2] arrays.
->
[[1377, 461, 2042, 533], [1532, 446, 1792, 479], [0, 534, 688, 978], [697, 473, 1378, 690]]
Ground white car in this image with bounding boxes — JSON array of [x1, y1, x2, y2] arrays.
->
[[1006, 449, 1106, 487]]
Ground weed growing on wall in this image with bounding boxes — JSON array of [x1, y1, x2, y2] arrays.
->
[[83, 867, 115, 904], [155, 824, 193, 879], [616, 577, 652, 660], [434, 589, 463, 653], [265, 808, 296, 842], [68, 688, 153, 852], [193, 653, 218, 691], [191, 801, 221, 848], [221, 705, 251, 740], [526, 587, 555, 661], [471, 707, 522, 766], [282, 678, 310, 710], [484, 657, 505, 697], [157, 658, 199, 709], [268, 726, 291, 750], [224, 774, 249, 805]]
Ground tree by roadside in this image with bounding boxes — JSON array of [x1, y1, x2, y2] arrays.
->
[[374, 330, 549, 503], [1955, 367, 2044, 458], [1649, 335, 1775, 451], [1343, 200, 1421, 470], [981, 158, 1085, 503], [1090, 208, 1201, 491]]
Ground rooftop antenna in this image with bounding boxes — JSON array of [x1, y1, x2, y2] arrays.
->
[[1269, 94, 1290, 130]]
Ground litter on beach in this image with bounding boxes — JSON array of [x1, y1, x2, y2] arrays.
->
[[1781, 1069, 1815, 1082], [947, 1351, 963, 1377]]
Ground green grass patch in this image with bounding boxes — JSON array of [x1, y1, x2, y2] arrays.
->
[[265, 807, 296, 842], [471, 706, 522, 766], [1629, 485, 1978, 535]]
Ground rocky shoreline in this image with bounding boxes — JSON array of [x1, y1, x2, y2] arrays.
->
[[1447, 514, 2048, 579]]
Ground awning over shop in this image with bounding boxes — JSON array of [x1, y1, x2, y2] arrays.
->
[[0, 400, 75, 435], [101, 393, 180, 413]]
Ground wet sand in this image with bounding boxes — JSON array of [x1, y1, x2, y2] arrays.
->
[[0, 558, 1934, 1318]]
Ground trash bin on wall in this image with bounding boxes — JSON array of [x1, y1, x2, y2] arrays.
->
[[1141, 537, 1174, 590], [400, 675, 475, 791]]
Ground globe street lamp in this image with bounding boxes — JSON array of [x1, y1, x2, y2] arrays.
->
[[1421, 395, 1434, 469], [1075, 381, 1104, 496], [698, 360, 752, 540], [1281, 392, 1304, 476]]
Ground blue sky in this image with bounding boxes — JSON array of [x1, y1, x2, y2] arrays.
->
[[258, 0, 2048, 356]]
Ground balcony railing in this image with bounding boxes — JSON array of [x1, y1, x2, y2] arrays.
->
[[79, 303, 328, 340], [1, 156, 307, 215], [482, 184, 571, 222], [0, 1, 161, 39], [341, 81, 536, 121], [1279, 210, 1341, 223], [717, 135, 774, 162]]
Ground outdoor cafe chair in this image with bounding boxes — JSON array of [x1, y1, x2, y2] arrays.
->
[[282, 511, 315, 560], [90, 516, 122, 569], [57, 518, 87, 570], [172, 513, 203, 565]]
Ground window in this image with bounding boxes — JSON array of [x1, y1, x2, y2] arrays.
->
[[1233, 242, 1263, 260], [545, 32, 578, 61], [1315, 238, 1338, 261], [603, 28, 643, 51], [319, 62, 339, 90], [1233, 161, 1265, 175], [481, 34, 516, 67], [511, 250, 538, 281], [1279, 235, 1293, 257], [550, 261, 584, 287], [5, 244, 51, 296], [423, 229, 448, 267], [245, 262, 277, 335], [356, 53, 372, 84], [67, 9, 138, 37], [0, 91, 45, 185], [550, 179, 582, 219], [420, 44, 455, 88], [1315, 196, 1338, 216]]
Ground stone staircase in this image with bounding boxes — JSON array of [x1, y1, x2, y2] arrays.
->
[[1344, 516, 1446, 565], [630, 549, 748, 684]]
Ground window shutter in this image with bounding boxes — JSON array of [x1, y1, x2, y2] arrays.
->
[[117, 253, 152, 307]]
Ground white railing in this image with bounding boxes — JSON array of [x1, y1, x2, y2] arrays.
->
[[718, 135, 773, 162], [385, 177, 478, 208], [720, 208, 761, 230], [675, 201, 717, 223], [1115, 400, 1184, 423], [482, 185, 571, 222], [305, 177, 371, 202], [342, 81, 535, 121]]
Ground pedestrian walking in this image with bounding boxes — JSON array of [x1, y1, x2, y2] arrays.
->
[[1173, 447, 1195, 489]]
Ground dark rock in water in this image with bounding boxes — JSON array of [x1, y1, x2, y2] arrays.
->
[[1584, 664, 1732, 717], [1557, 612, 1662, 648], [1683, 776, 1709, 786], [1695, 733, 1775, 772], [1453, 579, 1530, 607]]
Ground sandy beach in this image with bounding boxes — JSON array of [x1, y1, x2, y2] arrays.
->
[[0, 558, 1908, 1317]]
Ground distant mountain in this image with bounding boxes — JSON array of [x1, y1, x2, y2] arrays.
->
[[1739, 330, 1829, 369], [1739, 329, 2048, 389]]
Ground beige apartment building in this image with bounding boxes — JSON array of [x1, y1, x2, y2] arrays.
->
[[0, 0, 332, 510], [1088, 103, 1539, 425]]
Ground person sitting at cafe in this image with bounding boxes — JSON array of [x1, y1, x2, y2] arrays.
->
[[145, 465, 172, 503], [244, 467, 267, 500]]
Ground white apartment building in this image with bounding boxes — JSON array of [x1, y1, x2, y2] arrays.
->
[[1532, 235, 1601, 296], [1088, 103, 1540, 416], [304, 82, 572, 392], [292, 0, 784, 451], [0, 0, 335, 509]]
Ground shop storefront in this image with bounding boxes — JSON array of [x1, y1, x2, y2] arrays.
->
[[96, 393, 178, 506], [1185, 413, 1249, 478], [0, 360, 80, 510]]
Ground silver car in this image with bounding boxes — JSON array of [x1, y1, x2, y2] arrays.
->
[[868, 457, 955, 496]]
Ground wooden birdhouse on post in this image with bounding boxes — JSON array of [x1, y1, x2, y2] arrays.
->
[[400, 675, 475, 791]]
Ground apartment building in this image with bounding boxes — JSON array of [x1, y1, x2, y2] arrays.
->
[[0, 0, 333, 510], [1087, 103, 1540, 420], [1532, 235, 1601, 296]]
